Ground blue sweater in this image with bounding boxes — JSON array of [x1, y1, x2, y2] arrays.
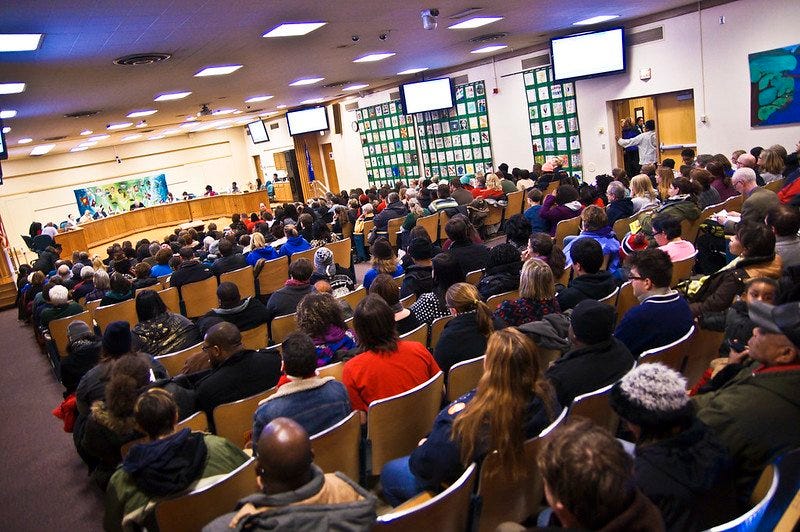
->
[[363, 264, 404, 290], [524, 205, 549, 234], [562, 227, 622, 276], [277, 236, 312, 258], [149, 264, 173, 278], [614, 291, 693, 357], [246, 246, 278, 266]]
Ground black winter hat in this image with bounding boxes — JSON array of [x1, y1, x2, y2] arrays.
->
[[408, 238, 432, 260], [103, 321, 132, 356], [570, 299, 615, 344]]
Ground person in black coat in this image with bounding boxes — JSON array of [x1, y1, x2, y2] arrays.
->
[[60, 321, 102, 396], [400, 238, 435, 298], [556, 238, 618, 311], [211, 238, 248, 277], [169, 246, 213, 290], [443, 216, 489, 275], [265, 258, 314, 321], [476, 243, 522, 300], [545, 300, 634, 406], [197, 282, 270, 336], [372, 192, 409, 234], [605, 180, 635, 226]]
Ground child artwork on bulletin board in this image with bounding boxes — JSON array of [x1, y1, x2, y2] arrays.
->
[[74, 173, 168, 216], [357, 99, 420, 187]]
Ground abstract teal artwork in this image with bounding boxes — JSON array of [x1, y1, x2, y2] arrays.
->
[[749, 43, 800, 127]]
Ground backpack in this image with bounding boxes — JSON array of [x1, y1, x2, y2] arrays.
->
[[694, 219, 727, 275]]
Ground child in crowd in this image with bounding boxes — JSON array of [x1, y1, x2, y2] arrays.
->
[[523, 188, 549, 234]]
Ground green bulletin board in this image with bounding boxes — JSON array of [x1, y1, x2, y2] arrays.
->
[[417, 80, 493, 179], [356, 100, 419, 187], [523, 67, 583, 179]]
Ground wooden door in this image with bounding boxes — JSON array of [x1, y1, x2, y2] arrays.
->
[[321, 143, 341, 194], [655, 91, 696, 163]]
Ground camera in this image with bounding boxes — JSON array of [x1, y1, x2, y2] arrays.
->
[[351, 35, 360, 42]]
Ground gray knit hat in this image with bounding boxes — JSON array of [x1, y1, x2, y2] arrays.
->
[[314, 247, 335, 276], [610, 363, 692, 428]]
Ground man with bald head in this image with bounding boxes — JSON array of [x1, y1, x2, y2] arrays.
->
[[194, 322, 281, 432], [204, 418, 375, 531]]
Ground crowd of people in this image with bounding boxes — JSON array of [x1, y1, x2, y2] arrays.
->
[[14, 138, 800, 530]]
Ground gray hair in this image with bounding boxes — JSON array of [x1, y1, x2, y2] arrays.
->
[[732, 167, 756, 185], [607, 181, 627, 201], [93, 269, 111, 290], [387, 192, 400, 203]]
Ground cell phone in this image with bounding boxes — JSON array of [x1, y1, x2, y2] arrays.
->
[[730, 339, 747, 353]]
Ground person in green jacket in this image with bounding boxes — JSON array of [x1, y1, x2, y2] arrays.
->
[[104, 389, 249, 532]]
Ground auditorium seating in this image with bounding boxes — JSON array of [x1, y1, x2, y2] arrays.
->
[[213, 386, 278, 448], [638, 325, 696, 373], [554, 215, 581, 248], [219, 266, 255, 299], [155, 342, 204, 377], [399, 323, 428, 346], [465, 268, 484, 286], [309, 411, 361, 481], [486, 289, 520, 310], [429, 315, 453, 349], [446, 355, 484, 402]]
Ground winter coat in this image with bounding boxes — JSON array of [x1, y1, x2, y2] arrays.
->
[[697, 187, 722, 210], [197, 297, 270, 337], [556, 271, 617, 311], [446, 241, 490, 276], [476, 261, 522, 300], [61, 336, 102, 396], [265, 282, 313, 321], [245, 246, 278, 266], [276, 235, 312, 258], [433, 311, 502, 375], [132, 312, 201, 358], [562, 228, 622, 276], [606, 198, 635, 226], [638, 194, 700, 237], [170, 261, 214, 290], [310, 325, 357, 367], [517, 313, 572, 353], [373, 201, 409, 232], [211, 254, 248, 277], [540, 195, 583, 236], [400, 264, 434, 298]]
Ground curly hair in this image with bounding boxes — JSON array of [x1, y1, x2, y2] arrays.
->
[[296, 292, 346, 338]]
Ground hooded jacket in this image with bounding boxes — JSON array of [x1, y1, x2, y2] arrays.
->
[[276, 235, 312, 258], [562, 228, 622, 275], [476, 261, 522, 300], [373, 201, 409, 232], [433, 311, 503, 375], [556, 271, 618, 311], [399, 264, 434, 298], [540, 195, 583, 236], [246, 245, 279, 266], [517, 313, 572, 353], [61, 335, 102, 395], [197, 297, 270, 336]]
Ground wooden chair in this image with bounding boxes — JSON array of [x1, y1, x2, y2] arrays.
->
[[680, 218, 701, 243], [317, 361, 343, 381], [338, 286, 366, 310], [366, 371, 444, 475], [615, 281, 637, 326], [567, 376, 631, 434], [437, 211, 450, 240], [326, 238, 352, 270], [288, 246, 316, 264], [486, 289, 519, 310], [309, 411, 361, 481], [157, 274, 171, 289], [465, 268, 484, 286], [340, 221, 354, 240], [505, 190, 524, 217], [764, 178, 785, 193], [400, 293, 417, 309], [155, 458, 257, 532], [446, 355, 484, 402], [84, 298, 101, 319], [554, 215, 581, 248], [155, 342, 204, 376], [612, 215, 634, 241], [158, 287, 181, 315], [537, 347, 562, 369], [485, 204, 504, 227], [269, 313, 296, 344], [598, 286, 620, 306], [392, 273, 405, 291], [415, 213, 440, 243], [344, 316, 354, 329], [362, 219, 375, 247], [399, 323, 428, 346], [557, 265, 572, 287], [48, 310, 93, 357], [638, 325, 696, 373], [698, 201, 727, 225], [94, 298, 138, 333], [240, 323, 268, 350], [213, 386, 278, 448], [670, 251, 697, 287], [683, 328, 725, 389], [256, 256, 289, 298], [723, 194, 743, 213], [374, 463, 477, 532], [134, 284, 161, 295], [220, 266, 256, 299], [181, 276, 219, 319], [545, 181, 560, 195], [387, 216, 405, 250], [429, 315, 453, 350]]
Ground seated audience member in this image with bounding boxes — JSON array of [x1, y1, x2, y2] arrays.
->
[[758, 147, 785, 184], [99, 273, 134, 307], [609, 364, 738, 531], [380, 328, 560, 506], [540, 185, 583, 236], [400, 238, 435, 298], [245, 232, 278, 266], [141, 242, 160, 267], [198, 282, 269, 337], [55, 263, 77, 289], [614, 249, 693, 357], [352, 203, 375, 263], [562, 205, 621, 276], [210, 238, 247, 277], [60, 321, 102, 396], [524, 188, 549, 234], [691, 168, 722, 209], [410, 252, 465, 325], [205, 418, 376, 531], [717, 168, 779, 233], [195, 322, 282, 432], [265, 258, 314, 321], [132, 290, 200, 357], [296, 292, 357, 367], [630, 173, 660, 213], [342, 295, 440, 413], [252, 333, 351, 449], [688, 223, 781, 317], [169, 246, 213, 290], [149, 247, 174, 278], [516, 169, 536, 192], [477, 243, 523, 300], [443, 216, 490, 274], [605, 180, 634, 225], [547, 300, 633, 406], [314, 280, 354, 320], [372, 192, 409, 235], [450, 177, 474, 205], [131, 262, 159, 291], [428, 183, 459, 213], [104, 389, 249, 532], [470, 173, 505, 200], [434, 283, 501, 375], [556, 239, 617, 311], [766, 204, 800, 269], [505, 214, 532, 254], [494, 258, 560, 328], [693, 300, 800, 500], [370, 273, 420, 336], [523, 232, 568, 283], [707, 160, 738, 201], [72, 266, 97, 301], [652, 213, 696, 262], [362, 238, 403, 291], [309, 220, 339, 248], [308, 247, 354, 297], [40, 284, 83, 329]]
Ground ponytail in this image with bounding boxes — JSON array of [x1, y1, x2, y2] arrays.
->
[[446, 283, 494, 338]]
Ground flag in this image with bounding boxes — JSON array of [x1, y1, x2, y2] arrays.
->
[[304, 142, 315, 182]]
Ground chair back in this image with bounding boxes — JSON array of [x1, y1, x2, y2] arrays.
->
[[213, 386, 278, 448], [220, 266, 256, 299], [181, 276, 219, 318], [392, 273, 405, 290], [269, 313, 296, 344], [85, 298, 102, 318], [155, 458, 257, 532], [387, 217, 405, 249], [557, 266, 572, 286], [723, 194, 743, 213], [429, 315, 453, 350], [680, 218, 701, 243], [537, 347, 562, 369], [338, 286, 365, 310], [683, 328, 725, 389], [340, 222, 354, 239], [177, 410, 210, 433], [545, 181, 560, 196], [95, 298, 138, 333], [567, 379, 627, 434], [465, 269, 484, 286], [256, 256, 289, 298], [612, 215, 634, 241], [326, 238, 352, 269], [289, 246, 316, 264], [638, 325, 696, 373], [485, 204, 504, 226], [134, 284, 160, 295], [49, 310, 93, 357], [698, 201, 727, 225], [158, 287, 181, 314], [399, 323, 428, 346], [763, 178, 785, 193], [374, 463, 477, 532], [317, 361, 344, 381], [446, 355, 485, 403], [671, 251, 697, 287], [155, 342, 204, 377], [554, 215, 581, 248], [416, 213, 440, 242], [309, 411, 361, 481], [400, 293, 417, 309], [486, 289, 519, 310], [367, 371, 444, 475], [598, 286, 620, 306], [157, 274, 171, 289], [362, 219, 375, 240], [708, 464, 778, 531], [240, 323, 268, 350], [505, 190, 524, 216], [615, 281, 638, 326]]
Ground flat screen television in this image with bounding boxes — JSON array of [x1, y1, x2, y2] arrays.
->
[[399, 77, 455, 115], [0, 119, 8, 160], [550, 27, 625, 82], [286, 106, 329, 136], [246, 120, 269, 144]]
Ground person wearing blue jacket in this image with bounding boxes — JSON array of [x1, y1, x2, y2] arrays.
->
[[277, 225, 312, 258], [245, 232, 278, 266], [562, 205, 622, 277]]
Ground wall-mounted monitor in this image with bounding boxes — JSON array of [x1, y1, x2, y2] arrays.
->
[[550, 27, 626, 82], [399, 77, 455, 115], [246, 120, 270, 144], [286, 106, 330, 136], [0, 119, 8, 161]]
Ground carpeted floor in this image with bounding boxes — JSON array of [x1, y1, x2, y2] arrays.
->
[[0, 309, 105, 531]]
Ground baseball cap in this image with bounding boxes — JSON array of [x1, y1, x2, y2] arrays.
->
[[749, 300, 800, 349]]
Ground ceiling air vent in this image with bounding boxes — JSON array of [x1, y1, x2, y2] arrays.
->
[[269, 123, 280, 130], [521, 54, 550, 70], [344, 102, 359, 112], [453, 75, 469, 85], [469, 32, 508, 44], [323, 81, 350, 88], [389, 91, 401, 100], [42, 135, 67, 142], [64, 110, 101, 118], [113, 53, 172, 66]]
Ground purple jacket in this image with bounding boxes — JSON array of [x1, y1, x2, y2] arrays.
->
[[540, 195, 583, 236]]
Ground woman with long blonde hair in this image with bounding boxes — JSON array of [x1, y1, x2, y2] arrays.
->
[[433, 283, 497, 374], [493, 258, 559, 327], [655, 166, 675, 200], [380, 327, 559, 505], [630, 174, 659, 213]]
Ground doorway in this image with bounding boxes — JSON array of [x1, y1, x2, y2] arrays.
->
[[321, 143, 341, 194]]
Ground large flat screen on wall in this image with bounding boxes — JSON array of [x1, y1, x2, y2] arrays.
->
[[246, 120, 270, 144], [550, 27, 625, 81], [286, 106, 329, 136], [400, 77, 455, 115]]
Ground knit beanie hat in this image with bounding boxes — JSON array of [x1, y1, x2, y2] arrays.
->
[[621, 232, 649, 259], [610, 363, 692, 428], [314, 247, 335, 276], [371, 238, 393, 260], [49, 285, 69, 306], [67, 320, 93, 342], [487, 243, 521, 269], [460, 174, 474, 185], [408, 238, 433, 260], [570, 299, 615, 344], [103, 321, 132, 356]]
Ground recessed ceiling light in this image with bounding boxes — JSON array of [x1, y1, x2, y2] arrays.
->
[[30, 144, 55, 156], [0, 82, 26, 94], [232, 110, 243, 114], [0, 110, 17, 119], [154, 91, 192, 101], [397, 67, 429, 75], [0, 34, 42, 52], [448, 17, 503, 29], [245, 95, 273, 103], [184, 115, 198, 122], [212, 109, 236, 116], [343, 83, 369, 91], [263, 22, 327, 38], [194, 65, 243, 77], [573, 15, 620, 26], [121, 134, 142, 141], [148, 135, 165, 140], [107, 122, 133, 130], [300, 98, 323, 105], [289, 77, 324, 86], [80, 129, 93, 136], [127, 109, 157, 118], [2, 126, 9, 134], [470, 44, 508, 54], [18, 137, 33, 144], [276, 104, 287, 109], [87, 134, 110, 141], [71, 146, 89, 152], [353, 52, 395, 63]]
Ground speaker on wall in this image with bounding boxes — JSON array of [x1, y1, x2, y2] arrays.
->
[[332, 103, 342, 135]]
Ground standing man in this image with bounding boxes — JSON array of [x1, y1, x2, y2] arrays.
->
[[617, 119, 658, 167]]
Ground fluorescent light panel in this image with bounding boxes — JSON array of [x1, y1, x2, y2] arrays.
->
[[276, 104, 287, 109], [212, 109, 236, 116], [470, 44, 507, 54], [343, 83, 369, 91], [71, 146, 88, 152], [30, 144, 55, 155], [127, 109, 157, 118], [80, 130, 93, 136], [573, 15, 620, 26], [448, 17, 503, 29], [0, 110, 17, 119], [194, 64, 242, 77], [289, 78, 324, 86], [0, 34, 42, 52], [397, 67, 428, 75], [148, 135, 165, 140], [0, 82, 26, 94], [78, 141, 97, 147], [245, 95, 273, 103], [300, 98, 323, 104], [263, 22, 326, 38], [107, 122, 133, 130], [2, 126, 9, 133], [353, 52, 395, 63], [87, 134, 110, 141], [121, 134, 142, 141], [154, 91, 191, 101], [18, 137, 33, 144]]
